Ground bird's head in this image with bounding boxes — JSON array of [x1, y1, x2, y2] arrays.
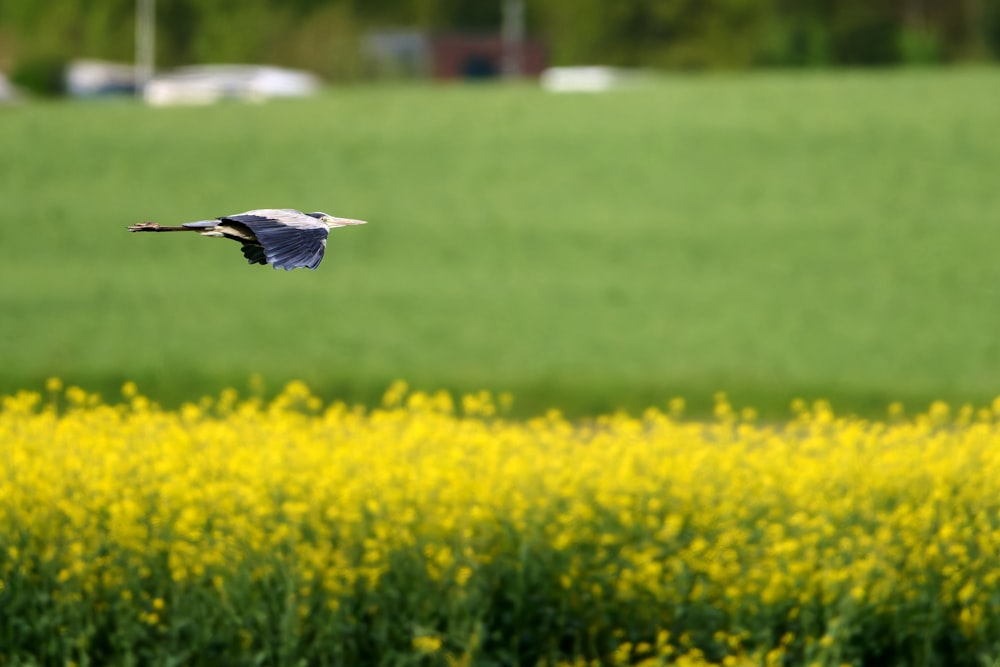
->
[[308, 212, 368, 229]]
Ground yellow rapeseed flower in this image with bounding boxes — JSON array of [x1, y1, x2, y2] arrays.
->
[[2, 380, 1000, 664], [412, 635, 443, 654]]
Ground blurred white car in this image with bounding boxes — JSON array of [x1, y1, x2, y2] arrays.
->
[[0, 71, 20, 102], [540, 66, 647, 93], [66, 59, 137, 96], [144, 65, 321, 106]]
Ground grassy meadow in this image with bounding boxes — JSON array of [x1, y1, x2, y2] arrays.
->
[[2, 68, 1000, 416]]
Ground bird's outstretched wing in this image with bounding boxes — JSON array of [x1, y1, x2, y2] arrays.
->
[[239, 209, 328, 230], [223, 210, 329, 271]]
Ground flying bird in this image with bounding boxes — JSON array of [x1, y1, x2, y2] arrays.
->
[[128, 208, 367, 270]]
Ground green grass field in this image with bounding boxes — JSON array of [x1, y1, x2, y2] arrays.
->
[[2, 68, 999, 416]]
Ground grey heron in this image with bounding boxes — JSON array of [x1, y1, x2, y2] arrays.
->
[[128, 208, 367, 270]]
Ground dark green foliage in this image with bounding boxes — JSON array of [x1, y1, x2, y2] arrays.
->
[[10, 55, 68, 96], [1, 0, 999, 76]]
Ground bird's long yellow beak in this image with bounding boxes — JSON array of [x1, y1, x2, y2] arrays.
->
[[326, 217, 367, 228]]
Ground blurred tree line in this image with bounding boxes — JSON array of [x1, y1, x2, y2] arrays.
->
[[1, 0, 998, 85]]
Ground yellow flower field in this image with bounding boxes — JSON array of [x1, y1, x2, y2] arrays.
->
[[3, 380, 1000, 666]]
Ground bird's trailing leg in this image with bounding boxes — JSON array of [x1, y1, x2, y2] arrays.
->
[[127, 222, 193, 232]]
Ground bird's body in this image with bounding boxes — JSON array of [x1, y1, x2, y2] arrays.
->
[[128, 208, 367, 270]]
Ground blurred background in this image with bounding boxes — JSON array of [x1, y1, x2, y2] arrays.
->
[[1, 1, 999, 417], [3, 0, 1000, 88]]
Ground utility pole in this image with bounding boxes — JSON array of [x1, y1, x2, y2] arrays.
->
[[135, 0, 155, 95], [501, 0, 525, 79]]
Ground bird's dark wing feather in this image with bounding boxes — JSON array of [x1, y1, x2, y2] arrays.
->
[[224, 214, 329, 270], [241, 243, 267, 265]]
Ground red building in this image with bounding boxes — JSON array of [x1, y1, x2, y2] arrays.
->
[[429, 34, 547, 80]]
